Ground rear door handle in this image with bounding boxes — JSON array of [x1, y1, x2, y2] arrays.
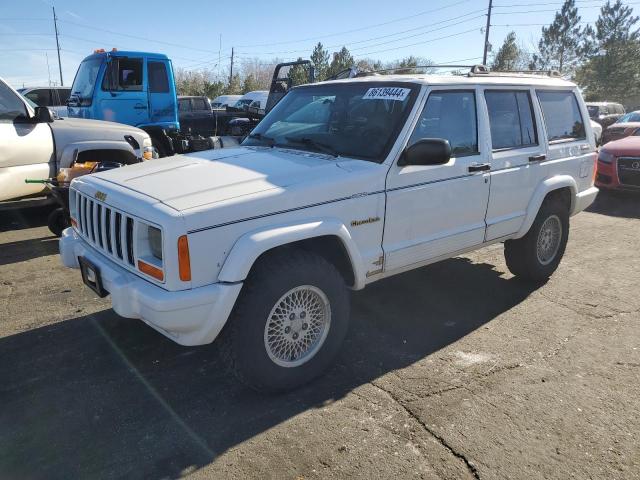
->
[[529, 154, 546, 162], [468, 163, 491, 172]]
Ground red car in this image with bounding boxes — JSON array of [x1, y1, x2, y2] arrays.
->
[[596, 135, 640, 191]]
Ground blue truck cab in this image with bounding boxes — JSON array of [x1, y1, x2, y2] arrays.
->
[[68, 50, 179, 154]]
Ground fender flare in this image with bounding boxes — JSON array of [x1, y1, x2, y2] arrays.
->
[[515, 175, 577, 238], [58, 140, 136, 169], [217, 218, 367, 289]]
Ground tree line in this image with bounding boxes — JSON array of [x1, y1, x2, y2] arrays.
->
[[176, 0, 640, 106]]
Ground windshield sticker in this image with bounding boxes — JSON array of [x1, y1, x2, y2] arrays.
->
[[363, 87, 411, 101]]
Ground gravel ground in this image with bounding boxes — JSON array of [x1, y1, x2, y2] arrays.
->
[[0, 191, 638, 480]]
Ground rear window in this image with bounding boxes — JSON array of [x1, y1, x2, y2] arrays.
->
[[537, 91, 586, 143], [148, 61, 169, 93], [485, 90, 537, 150], [192, 98, 207, 110]]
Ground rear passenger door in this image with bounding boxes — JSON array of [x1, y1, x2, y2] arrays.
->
[[536, 89, 594, 193], [482, 88, 548, 241]]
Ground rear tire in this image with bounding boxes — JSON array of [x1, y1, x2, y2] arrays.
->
[[222, 248, 350, 393], [504, 195, 569, 282]]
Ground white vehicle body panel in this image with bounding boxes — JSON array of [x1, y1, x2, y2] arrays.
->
[[60, 73, 599, 346]]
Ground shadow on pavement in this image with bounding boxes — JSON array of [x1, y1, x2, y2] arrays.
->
[[0, 201, 55, 233], [0, 236, 60, 266], [586, 189, 640, 219], [0, 257, 537, 479]]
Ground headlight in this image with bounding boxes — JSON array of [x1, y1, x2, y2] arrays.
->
[[148, 226, 163, 260], [598, 150, 615, 164]]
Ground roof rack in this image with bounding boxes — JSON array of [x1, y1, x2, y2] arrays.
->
[[325, 64, 561, 80], [471, 69, 562, 78]]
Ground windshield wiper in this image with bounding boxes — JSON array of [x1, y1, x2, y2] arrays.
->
[[284, 136, 339, 157], [247, 132, 275, 146]]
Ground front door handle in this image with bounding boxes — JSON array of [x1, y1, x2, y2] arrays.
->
[[468, 163, 491, 172], [134, 104, 148, 110], [529, 154, 546, 162]]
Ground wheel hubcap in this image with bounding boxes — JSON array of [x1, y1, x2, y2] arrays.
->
[[264, 285, 331, 368], [536, 214, 562, 265]]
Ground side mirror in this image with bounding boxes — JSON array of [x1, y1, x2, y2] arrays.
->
[[398, 138, 451, 166], [34, 106, 54, 123]]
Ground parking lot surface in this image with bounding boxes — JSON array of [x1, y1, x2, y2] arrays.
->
[[0, 192, 638, 480]]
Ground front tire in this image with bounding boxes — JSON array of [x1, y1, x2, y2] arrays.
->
[[504, 195, 569, 282], [47, 207, 68, 237], [222, 248, 350, 392]]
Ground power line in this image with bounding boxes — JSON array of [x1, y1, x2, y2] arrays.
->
[[235, 0, 473, 48], [354, 27, 482, 58], [236, 14, 486, 57]]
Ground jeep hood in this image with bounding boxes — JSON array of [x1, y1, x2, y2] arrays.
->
[[92, 146, 352, 211]]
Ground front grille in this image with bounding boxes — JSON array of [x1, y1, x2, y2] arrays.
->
[[617, 157, 640, 187], [73, 189, 137, 267]]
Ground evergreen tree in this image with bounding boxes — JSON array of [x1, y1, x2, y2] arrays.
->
[[288, 58, 310, 86], [225, 73, 242, 95], [241, 74, 261, 94], [311, 42, 330, 80], [575, 0, 640, 103], [326, 47, 355, 78], [491, 31, 528, 71], [529, 0, 585, 74]]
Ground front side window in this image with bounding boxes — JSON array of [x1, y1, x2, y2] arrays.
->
[[243, 83, 419, 162], [485, 90, 537, 150], [24, 89, 51, 107], [53, 88, 71, 106], [537, 90, 586, 143], [0, 80, 28, 121], [103, 58, 143, 91], [408, 90, 478, 156], [148, 61, 169, 93]]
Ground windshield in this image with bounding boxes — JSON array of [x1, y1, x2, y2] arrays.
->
[[20, 95, 38, 109], [70, 57, 103, 106], [234, 99, 254, 108], [617, 112, 640, 123], [242, 83, 418, 162]]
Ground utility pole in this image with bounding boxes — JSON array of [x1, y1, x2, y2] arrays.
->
[[229, 47, 234, 85], [52, 6, 63, 86], [482, 0, 492, 66], [45, 52, 52, 86]]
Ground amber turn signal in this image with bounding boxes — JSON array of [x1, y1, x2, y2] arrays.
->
[[177, 235, 191, 281], [138, 260, 164, 281]]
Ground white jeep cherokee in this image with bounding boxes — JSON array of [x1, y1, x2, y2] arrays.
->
[[60, 71, 598, 391]]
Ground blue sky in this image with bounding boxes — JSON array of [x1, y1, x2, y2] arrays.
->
[[0, 0, 627, 88]]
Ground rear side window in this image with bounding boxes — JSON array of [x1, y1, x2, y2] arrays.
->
[[408, 90, 478, 156], [485, 90, 537, 150], [52, 88, 70, 105], [178, 99, 190, 112], [148, 61, 169, 93], [25, 89, 51, 107], [192, 98, 207, 110], [537, 90, 586, 143]]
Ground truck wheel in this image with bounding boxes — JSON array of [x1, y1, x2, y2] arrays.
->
[[504, 195, 569, 283], [47, 207, 68, 237], [222, 248, 350, 392]]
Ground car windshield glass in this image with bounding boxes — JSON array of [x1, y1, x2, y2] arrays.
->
[[234, 99, 253, 108], [243, 83, 418, 162], [617, 112, 640, 123], [70, 58, 102, 104], [21, 95, 38, 109]]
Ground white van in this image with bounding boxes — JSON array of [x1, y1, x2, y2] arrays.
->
[[210, 95, 242, 110], [233, 90, 268, 110]]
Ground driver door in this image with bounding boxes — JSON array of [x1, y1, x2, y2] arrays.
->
[[383, 88, 491, 273]]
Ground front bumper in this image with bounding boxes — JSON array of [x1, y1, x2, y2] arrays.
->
[[59, 228, 242, 346], [573, 186, 599, 214]]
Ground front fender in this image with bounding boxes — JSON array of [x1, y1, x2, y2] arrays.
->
[[58, 140, 136, 168], [514, 175, 577, 238], [217, 218, 366, 289]]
